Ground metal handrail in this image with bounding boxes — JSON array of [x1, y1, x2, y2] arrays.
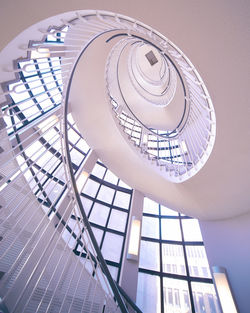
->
[[117, 285, 143, 313], [0, 10, 215, 310], [63, 31, 129, 313], [106, 33, 188, 139]]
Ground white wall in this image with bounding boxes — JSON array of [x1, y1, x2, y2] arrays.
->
[[200, 211, 250, 313]]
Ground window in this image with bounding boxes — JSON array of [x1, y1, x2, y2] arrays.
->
[[136, 197, 221, 313], [76, 162, 132, 282]]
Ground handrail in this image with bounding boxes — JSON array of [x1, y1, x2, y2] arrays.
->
[[0, 10, 215, 310], [63, 31, 129, 313], [107, 33, 187, 139], [117, 285, 143, 313]]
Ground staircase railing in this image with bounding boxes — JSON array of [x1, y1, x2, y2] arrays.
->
[[0, 10, 146, 313], [0, 9, 216, 312]]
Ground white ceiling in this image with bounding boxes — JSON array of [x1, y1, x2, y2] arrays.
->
[[1, 0, 250, 220]]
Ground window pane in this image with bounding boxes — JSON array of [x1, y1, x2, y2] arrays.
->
[[108, 209, 127, 232], [92, 227, 104, 246], [101, 232, 123, 263], [82, 179, 99, 198], [118, 179, 131, 189], [113, 191, 130, 209], [142, 216, 159, 239], [107, 265, 119, 281], [80, 196, 93, 216], [162, 244, 186, 275], [143, 198, 159, 214], [139, 240, 160, 271], [91, 163, 106, 179], [97, 185, 115, 204], [89, 202, 110, 226], [161, 219, 182, 241], [163, 278, 190, 313], [136, 272, 161, 313], [160, 205, 178, 216], [182, 219, 203, 241], [70, 149, 84, 166], [104, 170, 118, 185], [192, 282, 221, 313], [186, 246, 211, 278]]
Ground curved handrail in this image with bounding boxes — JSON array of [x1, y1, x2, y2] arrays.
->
[[0, 11, 215, 309], [107, 33, 187, 139], [117, 285, 143, 313], [62, 30, 129, 313]]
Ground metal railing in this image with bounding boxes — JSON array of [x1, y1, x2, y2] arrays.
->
[[0, 9, 216, 312], [104, 15, 216, 182], [0, 10, 147, 313]]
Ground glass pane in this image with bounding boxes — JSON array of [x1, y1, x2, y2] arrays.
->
[[118, 179, 132, 189], [70, 149, 84, 166], [163, 278, 191, 313], [141, 216, 159, 239], [162, 244, 186, 275], [80, 196, 93, 216], [92, 227, 104, 246], [104, 170, 119, 185], [136, 272, 161, 313], [101, 232, 123, 263], [89, 202, 110, 226], [97, 185, 115, 204], [186, 246, 211, 278], [113, 191, 131, 209], [192, 282, 221, 313], [82, 179, 99, 198], [91, 163, 106, 179], [160, 205, 178, 216], [139, 240, 160, 271], [161, 219, 182, 241], [76, 138, 90, 153], [143, 197, 159, 214], [107, 265, 119, 281], [182, 219, 203, 242], [108, 209, 127, 232]]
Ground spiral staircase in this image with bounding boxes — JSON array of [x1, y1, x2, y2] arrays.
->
[[0, 9, 238, 313]]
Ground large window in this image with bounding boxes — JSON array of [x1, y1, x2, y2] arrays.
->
[[73, 161, 133, 282], [136, 197, 221, 313]]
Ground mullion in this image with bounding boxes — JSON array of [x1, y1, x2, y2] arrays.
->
[[67, 121, 85, 138], [33, 159, 65, 197], [159, 203, 164, 313], [143, 212, 193, 219], [76, 174, 105, 263], [98, 172, 117, 251], [32, 161, 65, 186], [89, 174, 132, 194], [89, 221, 124, 237], [138, 268, 212, 284], [80, 193, 129, 214], [68, 138, 87, 156], [54, 124, 89, 170]]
